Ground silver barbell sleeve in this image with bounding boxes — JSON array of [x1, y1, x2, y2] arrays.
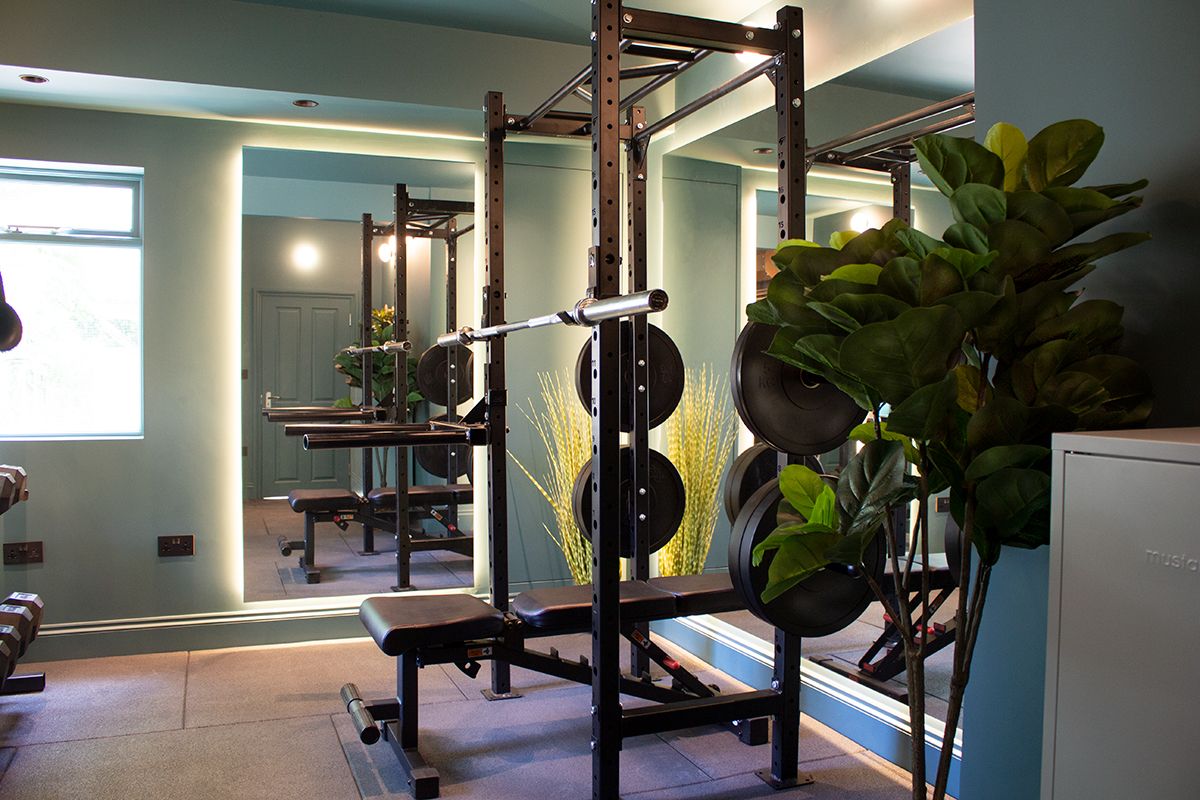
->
[[436, 288, 668, 347], [340, 340, 412, 356]]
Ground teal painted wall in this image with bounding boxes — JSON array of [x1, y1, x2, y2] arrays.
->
[[0, 101, 480, 645], [661, 156, 740, 573], [962, 2, 1200, 796]]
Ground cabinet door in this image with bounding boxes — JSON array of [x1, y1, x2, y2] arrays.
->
[[1049, 453, 1200, 798]]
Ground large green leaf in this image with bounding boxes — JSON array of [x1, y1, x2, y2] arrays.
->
[[1082, 178, 1148, 199], [951, 183, 1008, 230], [965, 445, 1050, 483], [826, 263, 883, 285], [914, 133, 1006, 195], [920, 253, 966, 305], [1025, 119, 1104, 190], [829, 230, 859, 250], [894, 226, 943, 259], [809, 277, 879, 303], [930, 247, 998, 279], [1026, 298, 1124, 349], [1037, 370, 1109, 414], [975, 467, 1053, 556], [839, 306, 967, 405], [877, 256, 922, 306], [778, 464, 831, 520], [944, 222, 991, 255], [935, 290, 1002, 329], [830, 293, 911, 326], [779, 245, 847, 287], [847, 421, 920, 465], [770, 238, 820, 270], [757, 525, 843, 602], [985, 219, 1053, 281], [966, 395, 1030, 451], [1006, 190, 1075, 248], [807, 301, 861, 333], [984, 122, 1029, 192], [1035, 231, 1152, 282], [835, 439, 911, 540], [885, 372, 959, 441], [841, 220, 907, 266], [767, 327, 830, 374]]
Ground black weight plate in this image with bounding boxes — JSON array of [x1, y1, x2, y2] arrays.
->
[[572, 447, 685, 559], [943, 516, 969, 587], [414, 414, 473, 480], [416, 345, 474, 407], [573, 322, 684, 432], [728, 479, 884, 638], [723, 443, 778, 525], [730, 322, 866, 456]]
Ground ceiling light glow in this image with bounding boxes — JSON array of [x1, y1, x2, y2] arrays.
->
[[292, 242, 319, 270], [18, 74, 48, 84]]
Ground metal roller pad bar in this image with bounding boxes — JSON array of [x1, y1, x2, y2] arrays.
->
[[302, 425, 489, 451]]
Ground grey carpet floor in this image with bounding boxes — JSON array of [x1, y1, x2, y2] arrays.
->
[[0, 634, 915, 799]]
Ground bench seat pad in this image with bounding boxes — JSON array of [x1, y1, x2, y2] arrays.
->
[[367, 484, 473, 507], [360, 595, 504, 656], [512, 581, 676, 631], [649, 573, 741, 616], [287, 489, 366, 513]]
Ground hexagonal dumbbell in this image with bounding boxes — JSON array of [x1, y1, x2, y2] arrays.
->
[[0, 624, 22, 676], [0, 605, 34, 657], [0, 465, 27, 516], [4, 593, 42, 639]]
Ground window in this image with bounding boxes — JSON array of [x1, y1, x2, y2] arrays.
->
[[0, 164, 143, 439]]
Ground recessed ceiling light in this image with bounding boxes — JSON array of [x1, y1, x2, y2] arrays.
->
[[752, 147, 773, 155], [19, 74, 48, 84], [292, 99, 319, 108]]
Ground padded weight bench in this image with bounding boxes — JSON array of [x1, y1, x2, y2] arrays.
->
[[344, 574, 751, 799], [281, 489, 368, 583]]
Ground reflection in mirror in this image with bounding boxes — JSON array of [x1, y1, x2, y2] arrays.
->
[[664, 18, 974, 727], [240, 147, 476, 602]]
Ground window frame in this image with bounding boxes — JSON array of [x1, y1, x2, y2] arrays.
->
[[0, 163, 145, 441]]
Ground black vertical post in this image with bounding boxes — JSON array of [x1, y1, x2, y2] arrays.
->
[[626, 104, 651, 680], [392, 185, 413, 592], [592, 2, 622, 798], [891, 162, 912, 225], [445, 218, 460, 530], [768, 5, 806, 789], [483, 92, 513, 697], [361, 213, 377, 554]]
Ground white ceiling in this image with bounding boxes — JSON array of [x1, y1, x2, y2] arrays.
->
[[233, 0, 771, 43]]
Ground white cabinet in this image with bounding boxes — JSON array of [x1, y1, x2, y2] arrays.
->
[[1043, 428, 1200, 799]]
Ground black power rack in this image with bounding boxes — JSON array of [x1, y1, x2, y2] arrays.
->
[[482, 5, 809, 796]]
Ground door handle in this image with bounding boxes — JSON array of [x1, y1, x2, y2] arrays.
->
[[265, 390, 274, 408]]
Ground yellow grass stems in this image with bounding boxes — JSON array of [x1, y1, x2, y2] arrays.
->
[[508, 371, 593, 584], [658, 365, 737, 576]]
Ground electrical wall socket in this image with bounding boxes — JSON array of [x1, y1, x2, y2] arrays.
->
[[3, 541, 44, 565], [935, 496, 951, 513], [158, 535, 195, 557]]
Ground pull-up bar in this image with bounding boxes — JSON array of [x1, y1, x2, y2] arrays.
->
[[838, 110, 974, 163], [436, 289, 668, 347], [634, 57, 774, 144], [807, 92, 975, 160], [620, 50, 711, 113]]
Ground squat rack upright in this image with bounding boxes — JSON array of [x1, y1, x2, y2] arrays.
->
[[482, 5, 808, 796], [356, 188, 474, 589]]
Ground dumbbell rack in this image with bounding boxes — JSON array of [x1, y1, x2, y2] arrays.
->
[[0, 591, 46, 697]]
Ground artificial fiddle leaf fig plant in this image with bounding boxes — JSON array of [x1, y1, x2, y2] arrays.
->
[[749, 118, 1151, 800]]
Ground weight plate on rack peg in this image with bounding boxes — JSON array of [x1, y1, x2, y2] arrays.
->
[[573, 321, 684, 432], [728, 478, 883, 638], [414, 414, 473, 481], [416, 345, 474, 408], [571, 447, 685, 558], [730, 322, 866, 456]]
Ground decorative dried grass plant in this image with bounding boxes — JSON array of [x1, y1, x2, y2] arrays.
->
[[508, 371, 593, 584], [658, 364, 738, 576]]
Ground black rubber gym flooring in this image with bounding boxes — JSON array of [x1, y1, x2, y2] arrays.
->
[[0, 634, 921, 799]]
